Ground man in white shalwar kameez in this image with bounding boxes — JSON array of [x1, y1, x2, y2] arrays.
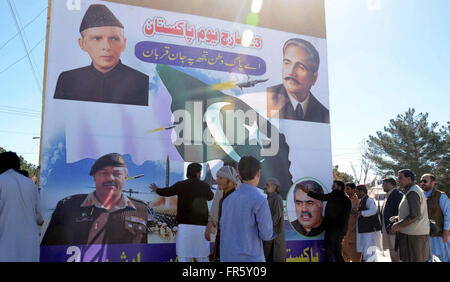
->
[[420, 173, 450, 262], [0, 152, 43, 262], [355, 185, 382, 262]]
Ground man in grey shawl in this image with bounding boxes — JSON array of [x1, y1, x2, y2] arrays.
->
[[263, 178, 287, 262]]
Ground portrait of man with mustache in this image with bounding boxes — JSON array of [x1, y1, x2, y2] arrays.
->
[[267, 38, 329, 123], [41, 153, 148, 247], [290, 180, 325, 237]]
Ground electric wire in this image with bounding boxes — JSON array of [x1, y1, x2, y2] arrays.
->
[[6, 0, 43, 92], [0, 37, 45, 75], [0, 6, 47, 51], [10, 0, 43, 80]]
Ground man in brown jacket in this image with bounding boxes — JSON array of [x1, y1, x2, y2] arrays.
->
[[342, 182, 362, 262], [420, 173, 450, 262]]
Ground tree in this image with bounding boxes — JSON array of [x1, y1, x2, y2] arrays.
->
[[0, 147, 37, 177], [351, 139, 375, 184], [333, 165, 354, 183], [434, 122, 450, 196], [366, 108, 449, 195]]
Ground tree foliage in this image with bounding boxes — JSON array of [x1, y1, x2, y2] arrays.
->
[[366, 108, 449, 195], [333, 165, 354, 183], [434, 122, 450, 195]]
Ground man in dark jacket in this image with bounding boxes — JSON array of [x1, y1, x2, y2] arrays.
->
[[381, 177, 403, 262], [150, 163, 213, 262], [300, 180, 351, 262]]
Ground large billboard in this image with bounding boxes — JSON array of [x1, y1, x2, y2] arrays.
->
[[39, 0, 331, 262]]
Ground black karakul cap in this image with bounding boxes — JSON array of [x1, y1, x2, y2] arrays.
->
[[90, 153, 127, 176], [79, 4, 124, 33]]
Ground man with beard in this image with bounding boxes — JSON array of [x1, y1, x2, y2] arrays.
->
[[291, 180, 324, 237], [420, 173, 450, 262], [41, 153, 148, 246], [209, 165, 241, 262], [267, 38, 329, 123], [263, 178, 286, 262]]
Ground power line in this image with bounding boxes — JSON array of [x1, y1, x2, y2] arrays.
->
[[10, 0, 43, 80], [0, 108, 40, 115], [0, 6, 47, 51], [7, 0, 43, 92], [0, 37, 45, 75], [0, 105, 41, 113], [0, 103, 41, 118], [0, 107, 41, 118], [0, 129, 40, 135]]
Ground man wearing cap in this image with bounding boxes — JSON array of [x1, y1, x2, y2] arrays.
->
[[41, 153, 148, 246], [267, 38, 329, 123], [209, 165, 241, 262], [263, 178, 286, 262], [53, 4, 149, 106]]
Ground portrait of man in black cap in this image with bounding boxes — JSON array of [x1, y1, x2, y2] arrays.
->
[[267, 38, 329, 123], [41, 153, 148, 246], [53, 4, 149, 106]]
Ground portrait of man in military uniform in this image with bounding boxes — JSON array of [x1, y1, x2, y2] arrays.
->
[[53, 4, 149, 106], [41, 153, 148, 246], [267, 38, 329, 123]]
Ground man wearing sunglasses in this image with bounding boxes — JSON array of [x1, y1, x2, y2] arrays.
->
[[420, 173, 450, 262]]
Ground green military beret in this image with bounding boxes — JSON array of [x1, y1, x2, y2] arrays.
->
[[79, 4, 124, 33], [89, 153, 127, 176]]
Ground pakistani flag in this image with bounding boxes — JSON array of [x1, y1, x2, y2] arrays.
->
[[157, 65, 293, 197]]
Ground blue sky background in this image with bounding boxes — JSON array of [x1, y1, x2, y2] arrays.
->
[[0, 0, 449, 179]]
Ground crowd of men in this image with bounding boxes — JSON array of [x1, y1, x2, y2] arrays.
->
[[1, 150, 449, 262], [340, 170, 449, 262]]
